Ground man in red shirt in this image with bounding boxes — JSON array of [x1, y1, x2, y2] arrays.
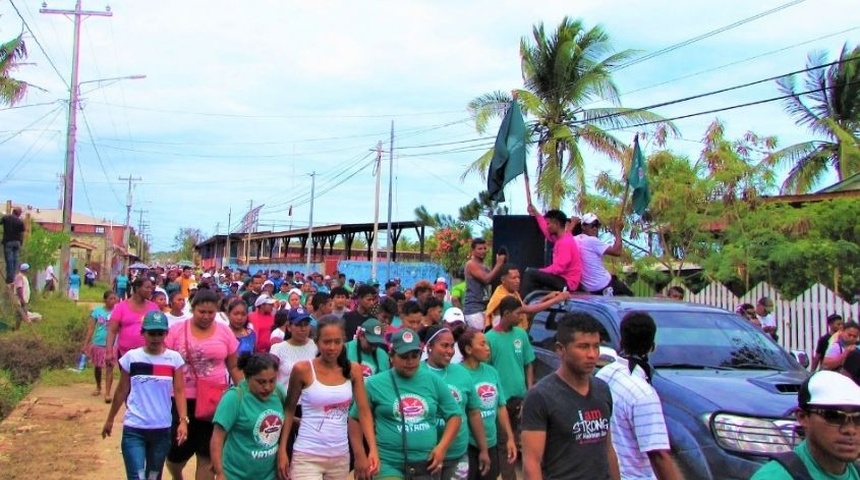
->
[[249, 295, 276, 352]]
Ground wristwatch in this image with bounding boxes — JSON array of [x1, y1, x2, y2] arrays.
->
[[180, 416, 190, 424]]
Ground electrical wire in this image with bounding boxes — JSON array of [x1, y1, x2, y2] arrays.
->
[[0, 105, 64, 185], [8, 0, 68, 87], [79, 106, 124, 206], [75, 149, 95, 217]]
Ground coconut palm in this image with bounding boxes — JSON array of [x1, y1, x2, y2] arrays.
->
[[465, 17, 676, 209], [767, 43, 860, 193], [0, 34, 27, 106]]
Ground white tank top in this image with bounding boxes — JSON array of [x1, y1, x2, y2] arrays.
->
[[292, 360, 353, 457]]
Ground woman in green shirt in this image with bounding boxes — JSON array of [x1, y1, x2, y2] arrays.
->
[[421, 324, 490, 480], [350, 328, 461, 480], [459, 328, 517, 480], [210, 354, 284, 480]]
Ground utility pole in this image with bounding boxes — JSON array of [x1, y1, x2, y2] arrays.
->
[[371, 142, 383, 281], [134, 208, 147, 262], [226, 208, 232, 269], [56, 173, 64, 209], [386, 121, 395, 281], [118, 175, 141, 249], [42, 0, 112, 293], [305, 172, 316, 274], [245, 200, 252, 269]]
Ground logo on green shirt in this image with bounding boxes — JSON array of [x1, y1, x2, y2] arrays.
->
[[254, 409, 284, 450], [394, 394, 429, 425], [476, 382, 498, 410]]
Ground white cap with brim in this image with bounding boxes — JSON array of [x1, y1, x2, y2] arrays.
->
[[582, 213, 600, 225], [19, 263, 29, 271], [443, 307, 466, 325], [254, 295, 276, 307], [799, 370, 860, 409]]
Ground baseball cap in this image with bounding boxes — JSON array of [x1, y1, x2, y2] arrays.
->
[[360, 318, 385, 345], [142, 311, 169, 331], [435, 277, 447, 285], [390, 328, 422, 354], [202, 272, 212, 279], [443, 307, 466, 325], [582, 213, 600, 225], [799, 370, 860, 409], [254, 295, 276, 307], [19, 263, 29, 271], [288, 307, 312, 324], [262, 280, 275, 289]]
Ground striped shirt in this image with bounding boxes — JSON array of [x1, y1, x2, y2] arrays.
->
[[119, 347, 185, 429], [595, 358, 670, 480]]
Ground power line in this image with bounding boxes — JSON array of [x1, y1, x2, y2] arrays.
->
[[0, 100, 62, 112], [79, 107, 123, 206], [8, 0, 68, 86], [0, 106, 64, 186], [611, 0, 808, 72]]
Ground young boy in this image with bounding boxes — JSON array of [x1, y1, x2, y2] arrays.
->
[[422, 297, 444, 326], [329, 286, 350, 319], [68, 268, 82, 302], [485, 295, 535, 480]]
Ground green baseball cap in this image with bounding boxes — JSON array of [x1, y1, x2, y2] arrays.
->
[[142, 311, 169, 331], [360, 318, 385, 345], [390, 328, 421, 355]]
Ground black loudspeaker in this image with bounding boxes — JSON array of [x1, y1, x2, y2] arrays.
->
[[492, 215, 550, 273]]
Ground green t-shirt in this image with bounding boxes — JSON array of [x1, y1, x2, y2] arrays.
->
[[212, 381, 286, 480], [485, 326, 535, 399], [462, 362, 507, 448], [451, 282, 466, 303], [350, 366, 460, 478], [751, 440, 860, 480], [426, 362, 482, 460], [345, 340, 390, 378], [274, 292, 290, 301]]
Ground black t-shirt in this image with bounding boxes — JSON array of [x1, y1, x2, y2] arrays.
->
[[242, 290, 260, 311], [844, 350, 860, 386], [815, 333, 832, 359], [343, 310, 373, 340], [0, 214, 24, 244], [521, 373, 613, 480]]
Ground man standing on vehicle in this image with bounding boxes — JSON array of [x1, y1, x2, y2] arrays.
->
[[573, 213, 633, 296], [520, 204, 582, 297], [812, 314, 843, 371], [521, 311, 620, 480], [595, 311, 682, 480], [751, 370, 860, 479], [463, 238, 506, 330]]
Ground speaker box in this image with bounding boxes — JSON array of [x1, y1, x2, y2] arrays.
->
[[492, 215, 551, 273]]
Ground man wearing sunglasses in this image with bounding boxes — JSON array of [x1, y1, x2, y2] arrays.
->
[[752, 370, 860, 479]]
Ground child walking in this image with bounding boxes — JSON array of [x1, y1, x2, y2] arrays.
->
[[82, 290, 119, 403], [102, 311, 189, 480]]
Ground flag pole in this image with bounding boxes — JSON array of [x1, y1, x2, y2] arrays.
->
[[618, 133, 637, 218], [511, 89, 533, 206]]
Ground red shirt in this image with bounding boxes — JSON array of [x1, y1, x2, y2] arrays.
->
[[248, 311, 275, 352]]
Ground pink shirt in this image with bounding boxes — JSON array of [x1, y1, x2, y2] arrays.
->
[[248, 311, 275, 353], [165, 320, 239, 399], [110, 300, 160, 355], [535, 214, 582, 290]]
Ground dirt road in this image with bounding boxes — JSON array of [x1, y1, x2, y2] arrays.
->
[[0, 380, 197, 479]]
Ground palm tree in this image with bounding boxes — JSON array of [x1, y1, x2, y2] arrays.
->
[[465, 17, 675, 209], [0, 34, 28, 106], [767, 43, 860, 193]]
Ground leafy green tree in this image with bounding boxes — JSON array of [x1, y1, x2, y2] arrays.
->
[[465, 17, 675, 209], [19, 224, 68, 272], [173, 228, 203, 261], [0, 34, 27, 106], [767, 44, 860, 193]]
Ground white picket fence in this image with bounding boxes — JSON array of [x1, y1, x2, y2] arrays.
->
[[671, 282, 858, 356]]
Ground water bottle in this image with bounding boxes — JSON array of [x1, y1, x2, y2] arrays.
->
[[75, 353, 87, 372]]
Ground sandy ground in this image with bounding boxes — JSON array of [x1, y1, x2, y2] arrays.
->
[[0, 381, 198, 480]]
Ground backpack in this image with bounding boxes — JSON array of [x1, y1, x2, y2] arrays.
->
[[773, 451, 813, 480]]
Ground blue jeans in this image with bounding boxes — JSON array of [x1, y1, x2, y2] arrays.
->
[[121, 426, 172, 480], [3, 240, 20, 284]]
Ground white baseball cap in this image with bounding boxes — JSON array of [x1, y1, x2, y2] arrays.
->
[[435, 276, 447, 284], [254, 295, 276, 307], [799, 370, 860, 409], [19, 263, 29, 271], [582, 213, 600, 225], [443, 307, 465, 325]]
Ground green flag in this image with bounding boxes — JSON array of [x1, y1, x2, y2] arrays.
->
[[628, 134, 650, 216], [487, 99, 527, 202]]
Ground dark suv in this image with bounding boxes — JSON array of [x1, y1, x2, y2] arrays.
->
[[527, 295, 808, 480]]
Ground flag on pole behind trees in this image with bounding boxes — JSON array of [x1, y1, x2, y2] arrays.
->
[[628, 134, 650, 216], [487, 99, 527, 202]]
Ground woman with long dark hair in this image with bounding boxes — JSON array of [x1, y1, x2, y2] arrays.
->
[[165, 289, 243, 480], [278, 316, 378, 479]]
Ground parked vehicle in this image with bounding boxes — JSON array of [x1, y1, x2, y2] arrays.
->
[[526, 295, 809, 480]]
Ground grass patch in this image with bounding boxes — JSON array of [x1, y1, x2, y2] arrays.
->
[[78, 281, 113, 303], [0, 295, 89, 419]]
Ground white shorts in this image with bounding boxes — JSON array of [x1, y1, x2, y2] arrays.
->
[[464, 312, 485, 331], [68, 287, 80, 300]]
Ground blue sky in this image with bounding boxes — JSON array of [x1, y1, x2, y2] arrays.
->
[[0, 0, 857, 251]]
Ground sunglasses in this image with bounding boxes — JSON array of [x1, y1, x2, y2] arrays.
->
[[809, 408, 860, 427]]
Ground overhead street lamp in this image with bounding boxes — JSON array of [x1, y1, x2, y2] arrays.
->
[[57, 73, 145, 292]]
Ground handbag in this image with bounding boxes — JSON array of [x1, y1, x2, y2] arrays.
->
[[184, 321, 228, 421], [390, 370, 440, 480]]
